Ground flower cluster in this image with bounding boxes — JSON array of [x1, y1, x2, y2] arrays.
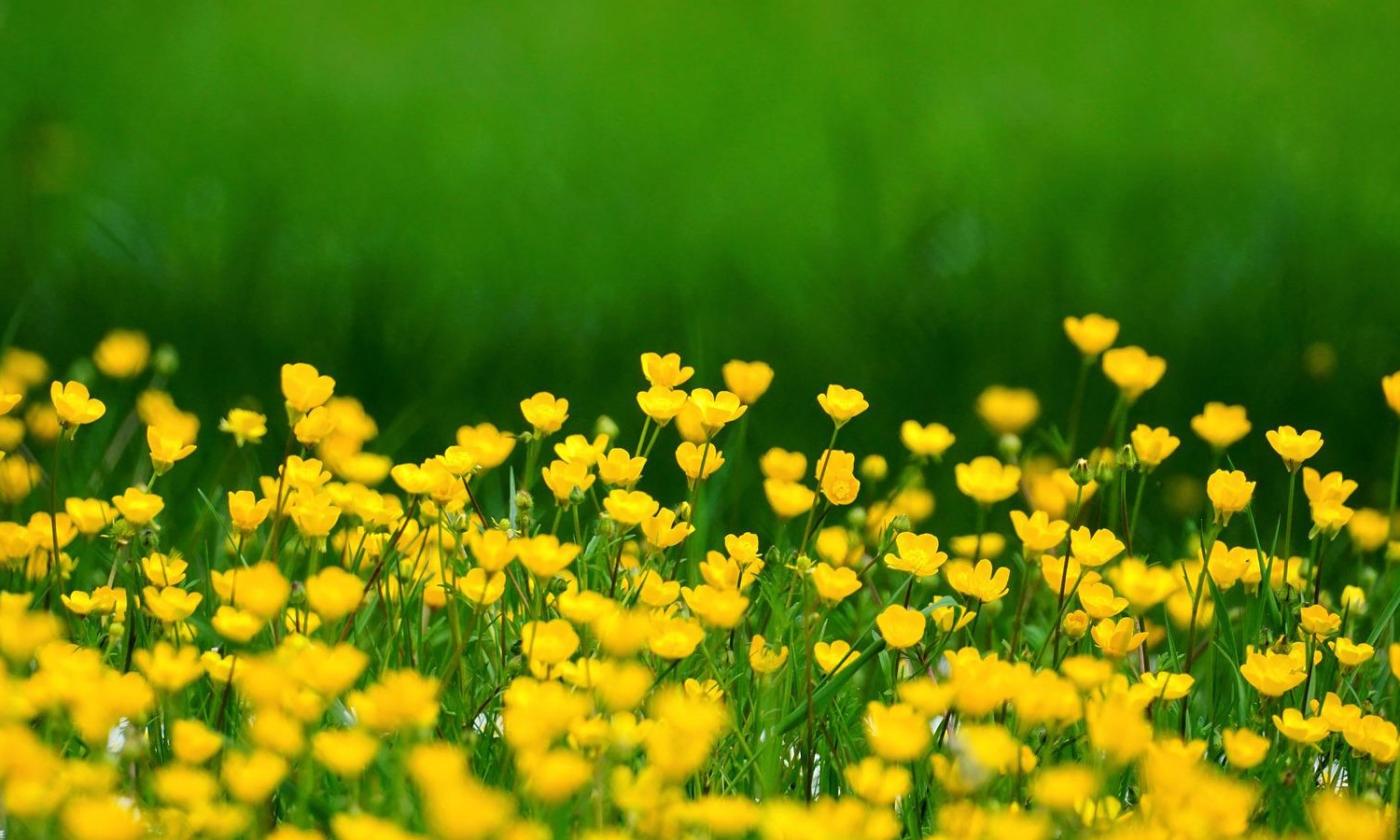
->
[[0, 320, 1397, 840]]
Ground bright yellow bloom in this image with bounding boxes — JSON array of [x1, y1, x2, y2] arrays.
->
[[844, 757, 911, 805], [520, 391, 569, 434], [515, 535, 581, 578], [142, 585, 202, 623], [219, 408, 267, 446], [305, 567, 365, 621], [682, 584, 749, 628], [222, 750, 289, 803], [764, 479, 815, 519], [722, 360, 774, 405], [540, 458, 594, 503], [1239, 647, 1307, 696], [1265, 425, 1323, 471], [640, 352, 694, 388], [811, 562, 863, 603], [900, 420, 955, 459], [885, 531, 948, 577], [1069, 526, 1125, 567], [813, 639, 856, 674], [171, 719, 224, 764], [1220, 728, 1270, 769], [817, 384, 868, 426], [946, 558, 1011, 602], [975, 385, 1039, 435], [1191, 402, 1251, 450], [228, 490, 274, 532], [864, 701, 929, 761], [1300, 603, 1341, 639], [521, 619, 581, 665], [93, 329, 151, 379], [1130, 424, 1179, 469], [1273, 708, 1329, 744], [1009, 509, 1068, 553], [50, 380, 106, 427], [641, 508, 693, 549], [1090, 617, 1147, 658], [603, 489, 660, 526], [876, 604, 926, 649], [1077, 581, 1128, 619], [955, 456, 1021, 505], [1139, 671, 1194, 701], [597, 448, 646, 486], [1330, 637, 1375, 668], [1384, 371, 1400, 416], [1063, 313, 1119, 356], [133, 641, 204, 692], [676, 441, 724, 481], [281, 362, 335, 415], [112, 487, 164, 525], [146, 423, 196, 474], [636, 386, 688, 423], [1101, 346, 1166, 401], [1206, 469, 1255, 525], [747, 635, 788, 674]]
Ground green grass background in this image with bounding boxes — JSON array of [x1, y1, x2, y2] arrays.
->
[[4, 1, 1400, 511]]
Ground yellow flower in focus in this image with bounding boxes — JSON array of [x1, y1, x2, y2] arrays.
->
[[1239, 647, 1307, 697], [722, 359, 774, 405], [1273, 708, 1329, 744], [885, 532, 948, 577], [93, 329, 151, 379], [1010, 510, 1068, 554], [876, 604, 926, 649], [640, 352, 694, 388], [50, 380, 106, 427], [1062, 314, 1119, 357], [1130, 424, 1179, 469], [281, 362, 335, 415], [1330, 637, 1374, 668], [641, 508, 693, 549], [811, 562, 863, 603], [1089, 617, 1146, 658], [954, 456, 1021, 506], [146, 423, 196, 474], [1139, 671, 1194, 701], [1265, 425, 1324, 471], [520, 391, 569, 435], [603, 489, 660, 527], [975, 385, 1039, 435], [946, 559, 1011, 602], [1077, 581, 1128, 620], [817, 384, 868, 426], [813, 640, 856, 674], [112, 487, 164, 525], [636, 386, 688, 424], [900, 420, 955, 459], [1221, 728, 1270, 769], [1206, 469, 1254, 525], [1299, 604, 1341, 639], [515, 535, 581, 579], [228, 490, 274, 533], [1189, 402, 1251, 453], [747, 635, 788, 674], [676, 441, 724, 482], [1101, 346, 1166, 401], [682, 584, 749, 628], [687, 389, 747, 436], [142, 585, 202, 623], [597, 448, 646, 486]]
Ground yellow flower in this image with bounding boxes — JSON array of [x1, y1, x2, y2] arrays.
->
[[1139, 671, 1194, 701], [312, 729, 380, 778], [456, 568, 506, 607], [1220, 728, 1270, 769], [641, 508, 693, 549], [946, 558, 1011, 602], [1299, 603, 1341, 639], [1239, 648, 1307, 696], [93, 330, 151, 379], [636, 386, 688, 424], [817, 384, 868, 426], [864, 701, 929, 762], [1384, 371, 1400, 416], [171, 719, 224, 764], [64, 497, 114, 534], [1265, 425, 1324, 471], [597, 448, 646, 486], [141, 552, 187, 586], [885, 532, 948, 577], [648, 615, 705, 659], [813, 640, 857, 674], [553, 433, 609, 466], [228, 490, 274, 532], [1089, 617, 1147, 658], [281, 362, 335, 415], [640, 352, 694, 388], [816, 449, 860, 506], [1069, 527, 1125, 567], [222, 750, 289, 803], [688, 388, 747, 436], [521, 619, 581, 665], [1206, 469, 1255, 525], [1302, 467, 1357, 507], [760, 448, 807, 482], [146, 423, 196, 474], [1343, 715, 1399, 763], [1347, 508, 1389, 552], [722, 360, 774, 405], [1273, 708, 1329, 745], [50, 380, 106, 427], [747, 635, 789, 674], [212, 606, 265, 643], [811, 562, 863, 603], [675, 441, 724, 481], [142, 585, 202, 623], [954, 456, 1021, 506], [1077, 581, 1128, 620], [764, 479, 815, 519], [1130, 424, 1179, 469], [682, 584, 749, 628], [1062, 313, 1120, 356], [603, 489, 660, 527], [520, 391, 569, 434], [844, 757, 911, 805], [876, 604, 926, 649], [1101, 346, 1166, 401], [219, 408, 267, 446], [515, 535, 581, 579], [540, 459, 594, 503], [900, 420, 955, 459], [1190, 402, 1251, 450], [1330, 637, 1375, 668], [61, 796, 145, 840], [455, 422, 516, 469], [305, 567, 365, 621], [133, 641, 204, 692], [348, 670, 440, 733], [112, 486, 164, 525], [1009, 510, 1068, 553], [975, 385, 1039, 435], [1029, 763, 1099, 812]]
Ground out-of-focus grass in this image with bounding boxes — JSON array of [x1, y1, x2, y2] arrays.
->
[[4, 1, 1400, 502]]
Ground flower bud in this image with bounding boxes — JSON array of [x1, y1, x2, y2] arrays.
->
[[1069, 458, 1093, 487], [154, 344, 180, 377], [595, 414, 620, 441]]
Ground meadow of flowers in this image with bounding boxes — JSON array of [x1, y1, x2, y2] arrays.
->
[[1, 316, 1399, 840]]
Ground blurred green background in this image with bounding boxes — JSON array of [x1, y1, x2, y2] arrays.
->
[[4, 1, 1400, 507]]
